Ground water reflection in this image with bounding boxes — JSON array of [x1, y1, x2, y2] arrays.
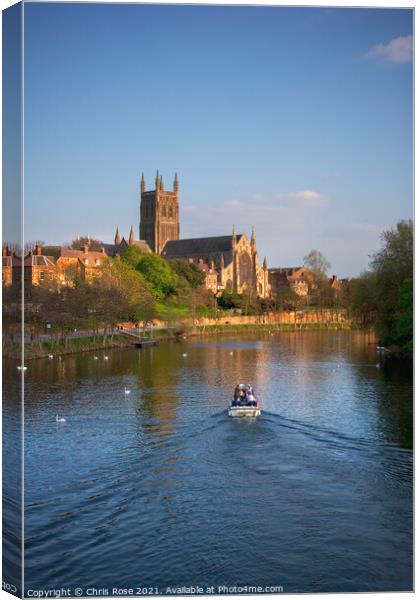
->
[[4, 331, 412, 593]]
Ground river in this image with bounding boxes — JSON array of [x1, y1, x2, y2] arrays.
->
[[3, 330, 413, 594]]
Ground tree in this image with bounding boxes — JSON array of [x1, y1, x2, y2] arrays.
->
[[369, 220, 413, 353], [169, 259, 206, 289], [350, 272, 378, 328], [120, 245, 145, 268], [70, 236, 104, 251], [134, 253, 178, 299], [349, 220, 413, 359], [303, 250, 332, 307], [303, 249, 331, 276]]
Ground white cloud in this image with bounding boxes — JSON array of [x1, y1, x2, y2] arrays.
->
[[366, 35, 413, 64], [253, 189, 329, 208]]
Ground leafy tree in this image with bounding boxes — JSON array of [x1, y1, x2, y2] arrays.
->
[[349, 220, 413, 359], [350, 272, 378, 328], [394, 277, 413, 358], [120, 245, 145, 268], [217, 290, 242, 310], [370, 220, 413, 352], [134, 253, 178, 299], [169, 259, 206, 289]]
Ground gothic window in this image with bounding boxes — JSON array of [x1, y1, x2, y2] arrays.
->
[[239, 252, 252, 286]]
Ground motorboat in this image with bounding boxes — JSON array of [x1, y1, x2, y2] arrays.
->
[[228, 383, 261, 417]]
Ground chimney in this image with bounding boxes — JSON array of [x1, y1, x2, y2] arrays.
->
[[35, 243, 42, 256]]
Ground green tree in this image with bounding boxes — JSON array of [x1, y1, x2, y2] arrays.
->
[[349, 220, 413, 359], [350, 272, 378, 328], [134, 253, 178, 299], [120, 244, 145, 268], [370, 220, 413, 352], [169, 259, 206, 289]]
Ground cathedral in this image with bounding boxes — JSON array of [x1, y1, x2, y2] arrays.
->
[[139, 172, 270, 298]]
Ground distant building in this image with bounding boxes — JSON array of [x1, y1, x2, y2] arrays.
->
[[139, 171, 179, 254], [56, 245, 108, 284], [195, 258, 218, 295], [106, 226, 152, 257], [162, 228, 270, 298], [2, 246, 13, 286], [2, 243, 56, 287], [268, 266, 313, 297]]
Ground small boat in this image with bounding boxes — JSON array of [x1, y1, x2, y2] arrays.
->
[[228, 383, 261, 418]]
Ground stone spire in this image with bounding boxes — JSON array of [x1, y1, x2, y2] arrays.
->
[[231, 225, 237, 249], [129, 225, 135, 245], [155, 170, 160, 189], [250, 227, 256, 248], [263, 256, 268, 270], [173, 172, 179, 192], [160, 175, 164, 190], [115, 227, 121, 246], [141, 172, 145, 193]]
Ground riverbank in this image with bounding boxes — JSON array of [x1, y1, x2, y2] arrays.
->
[[4, 319, 358, 361]]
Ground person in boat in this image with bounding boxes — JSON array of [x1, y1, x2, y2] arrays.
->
[[233, 383, 247, 406], [246, 384, 257, 407]]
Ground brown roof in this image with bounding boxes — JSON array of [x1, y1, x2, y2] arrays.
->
[[59, 248, 106, 267]]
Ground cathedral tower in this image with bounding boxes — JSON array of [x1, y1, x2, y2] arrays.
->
[[139, 171, 180, 254]]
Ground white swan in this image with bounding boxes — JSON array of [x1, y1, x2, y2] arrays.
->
[[124, 387, 131, 395], [17, 366, 27, 371], [48, 354, 54, 359], [56, 414, 66, 423]]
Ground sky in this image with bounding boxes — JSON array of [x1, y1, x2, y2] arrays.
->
[[21, 2, 413, 277]]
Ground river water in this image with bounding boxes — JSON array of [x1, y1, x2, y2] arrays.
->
[[4, 331, 413, 593]]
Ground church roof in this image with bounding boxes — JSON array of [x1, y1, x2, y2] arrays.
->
[[162, 235, 241, 258]]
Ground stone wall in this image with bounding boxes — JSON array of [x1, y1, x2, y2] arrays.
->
[[148, 309, 351, 330]]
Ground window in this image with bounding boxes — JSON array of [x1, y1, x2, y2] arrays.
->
[[39, 271, 45, 280], [95, 259, 100, 266]]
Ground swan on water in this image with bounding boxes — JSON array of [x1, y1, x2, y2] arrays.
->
[[124, 387, 131, 395], [48, 354, 54, 359], [56, 415, 66, 423], [17, 366, 27, 371]]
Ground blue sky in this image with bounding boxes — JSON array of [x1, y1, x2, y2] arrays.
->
[[23, 3, 413, 276]]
